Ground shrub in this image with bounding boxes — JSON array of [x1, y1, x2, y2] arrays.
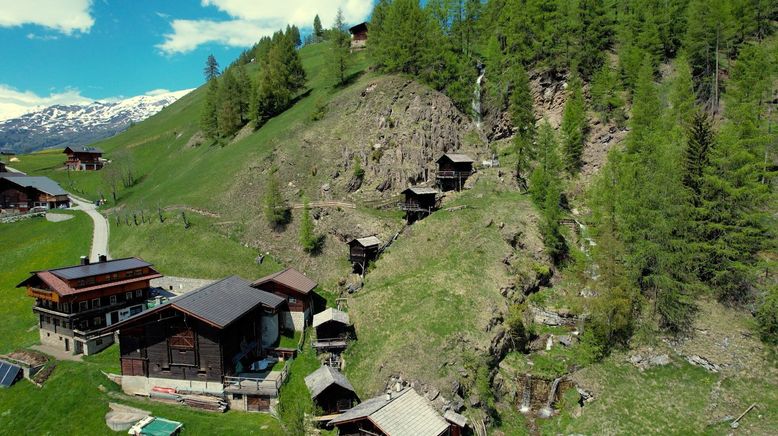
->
[[756, 286, 778, 345]]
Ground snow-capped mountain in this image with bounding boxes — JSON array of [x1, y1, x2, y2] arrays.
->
[[0, 89, 193, 153]]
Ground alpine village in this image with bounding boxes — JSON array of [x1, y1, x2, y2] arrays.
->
[[0, 1, 776, 435]]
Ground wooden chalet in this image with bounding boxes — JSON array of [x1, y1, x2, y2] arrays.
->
[[305, 366, 359, 415], [329, 388, 465, 436], [312, 308, 351, 352], [1, 175, 70, 211], [64, 146, 103, 170], [106, 276, 287, 412], [251, 268, 317, 332], [400, 186, 439, 223], [348, 236, 382, 274], [348, 22, 368, 50], [17, 256, 162, 356], [436, 153, 474, 191]]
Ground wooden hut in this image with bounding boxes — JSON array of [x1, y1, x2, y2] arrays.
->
[[329, 388, 464, 436], [312, 308, 351, 352], [436, 153, 474, 191], [348, 22, 368, 50], [400, 186, 439, 223], [348, 236, 382, 274], [305, 366, 359, 415], [1, 175, 70, 211]]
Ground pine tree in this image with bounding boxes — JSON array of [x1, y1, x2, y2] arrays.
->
[[685, 0, 733, 110], [561, 74, 587, 172], [627, 60, 661, 153], [290, 25, 302, 47], [509, 64, 535, 139], [203, 54, 220, 81], [330, 8, 352, 86], [590, 61, 623, 123], [682, 111, 714, 204], [299, 198, 317, 253], [576, 0, 611, 78], [540, 180, 567, 264], [200, 77, 220, 141], [313, 14, 323, 41], [263, 172, 288, 227], [667, 55, 697, 128], [216, 68, 243, 138], [371, 0, 434, 75], [529, 121, 562, 208]]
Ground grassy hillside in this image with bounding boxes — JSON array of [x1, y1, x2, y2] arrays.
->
[[344, 173, 543, 396]]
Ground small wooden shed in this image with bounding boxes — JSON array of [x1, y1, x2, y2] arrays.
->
[[436, 153, 474, 191], [400, 187, 439, 223], [305, 366, 359, 414], [348, 236, 382, 274], [312, 308, 351, 352]]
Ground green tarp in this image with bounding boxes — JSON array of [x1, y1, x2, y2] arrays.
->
[[139, 418, 182, 436]]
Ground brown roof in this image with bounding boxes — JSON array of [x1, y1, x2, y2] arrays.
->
[[252, 268, 317, 294], [436, 153, 474, 164], [21, 270, 162, 297], [401, 187, 438, 196]]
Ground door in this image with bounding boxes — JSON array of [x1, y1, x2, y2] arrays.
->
[[110, 311, 119, 325], [64, 339, 69, 352], [246, 396, 270, 412]]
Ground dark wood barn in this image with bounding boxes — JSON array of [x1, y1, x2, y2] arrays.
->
[[0, 175, 70, 211], [400, 186, 439, 223], [252, 268, 318, 332], [348, 22, 368, 50], [436, 153, 474, 191], [348, 236, 382, 275], [64, 146, 103, 170], [107, 276, 285, 405], [305, 365, 359, 415]]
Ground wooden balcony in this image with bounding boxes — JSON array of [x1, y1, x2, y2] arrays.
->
[[436, 170, 473, 179]]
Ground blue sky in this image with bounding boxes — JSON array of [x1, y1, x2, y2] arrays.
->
[[0, 0, 374, 120]]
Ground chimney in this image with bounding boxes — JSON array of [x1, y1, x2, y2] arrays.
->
[[98, 254, 107, 263], [80, 256, 89, 265]]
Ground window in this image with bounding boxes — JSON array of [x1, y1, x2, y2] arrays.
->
[[135, 289, 143, 297], [85, 277, 95, 285], [289, 297, 297, 304], [92, 298, 100, 308], [54, 319, 60, 327], [126, 292, 133, 301], [79, 301, 88, 311], [77, 280, 85, 287], [109, 295, 117, 305], [45, 316, 51, 324], [62, 303, 69, 312], [96, 338, 103, 345], [112, 273, 119, 279], [93, 317, 102, 326]]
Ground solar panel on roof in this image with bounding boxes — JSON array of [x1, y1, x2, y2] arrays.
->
[[0, 360, 22, 388]]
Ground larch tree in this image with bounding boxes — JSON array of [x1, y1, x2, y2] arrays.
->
[[203, 54, 220, 81], [561, 73, 587, 172]]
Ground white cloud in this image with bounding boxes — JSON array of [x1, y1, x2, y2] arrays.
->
[[157, 0, 372, 54], [144, 88, 172, 96], [0, 84, 94, 121], [0, 0, 94, 35], [26, 33, 60, 41]]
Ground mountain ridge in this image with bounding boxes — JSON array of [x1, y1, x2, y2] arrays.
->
[[0, 89, 193, 153]]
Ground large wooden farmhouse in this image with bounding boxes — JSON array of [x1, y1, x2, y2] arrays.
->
[[17, 256, 162, 356], [400, 186, 439, 223], [108, 276, 287, 412], [0, 175, 70, 211], [64, 146, 103, 170], [436, 153, 474, 191], [251, 268, 318, 332]]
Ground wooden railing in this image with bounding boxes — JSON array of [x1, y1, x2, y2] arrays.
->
[[223, 360, 290, 397], [437, 170, 473, 178]]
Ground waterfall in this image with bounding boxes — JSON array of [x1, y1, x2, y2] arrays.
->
[[472, 64, 485, 127], [574, 220, 600, 283], [519, 375, 532, 413], [538, 377, 563, 418]]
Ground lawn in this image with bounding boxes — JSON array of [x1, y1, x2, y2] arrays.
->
[[110, 212, 281, 280]]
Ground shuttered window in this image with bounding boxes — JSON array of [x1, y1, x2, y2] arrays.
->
[[169, 328, 195, 350]]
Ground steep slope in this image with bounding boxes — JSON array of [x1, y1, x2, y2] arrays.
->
[[0, 90, 192, 153]]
